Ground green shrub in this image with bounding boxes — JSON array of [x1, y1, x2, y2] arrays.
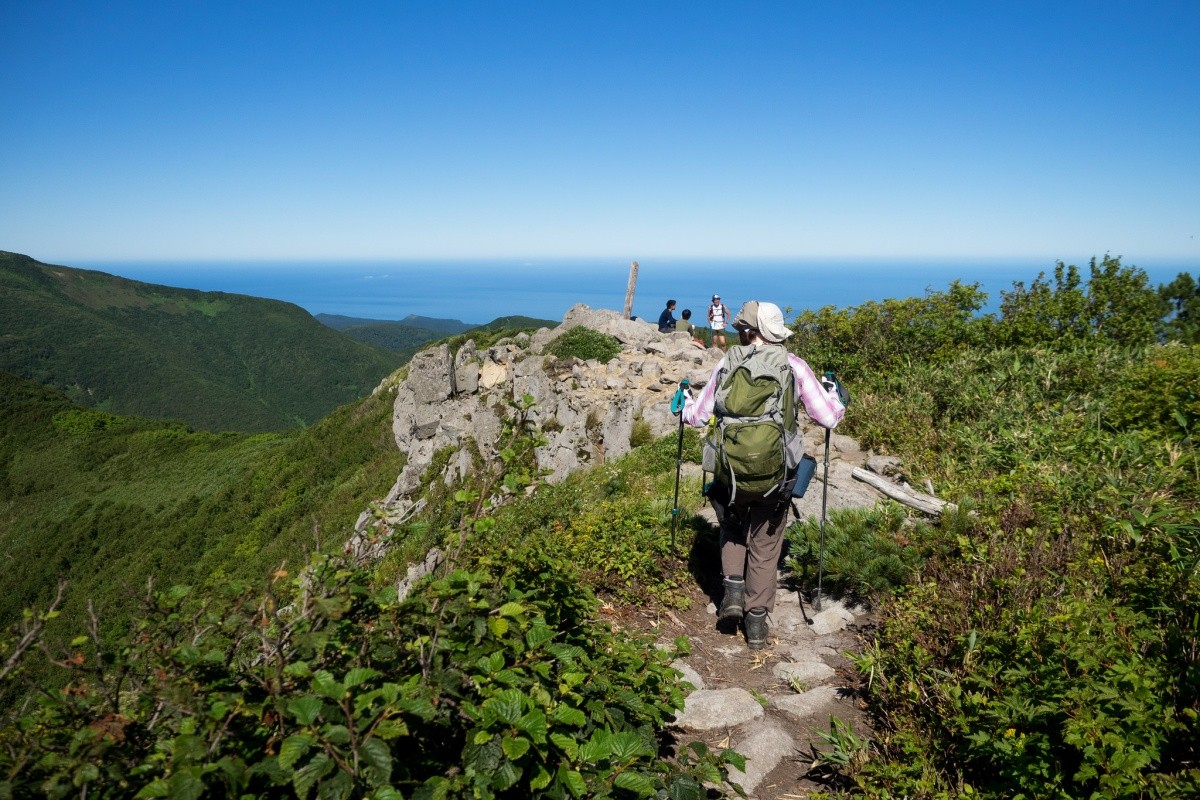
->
[[1106, 343, 1200, 439], [629, 418, 654, 448], [0, 550, 740, 799], [545, 327, 622, 364], [785, 504, 934, 602], [471, 430, 704, 608]]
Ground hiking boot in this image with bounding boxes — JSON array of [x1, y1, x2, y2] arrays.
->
[[718, 577, 745, 622], [744, 609, 768, 650]]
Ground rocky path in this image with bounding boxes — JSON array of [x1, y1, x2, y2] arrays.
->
[[645, 425, 896, 798]]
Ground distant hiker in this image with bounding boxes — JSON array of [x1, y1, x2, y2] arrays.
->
[[658, 299, 678, 332], [679, 301, 845, 650], [707, 294, 730, 349]]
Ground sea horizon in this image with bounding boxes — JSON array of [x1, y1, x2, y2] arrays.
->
[[70, 256, 1197, 327]]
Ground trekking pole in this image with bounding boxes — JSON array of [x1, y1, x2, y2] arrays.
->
[[815, 370, 839, 612], [669, 379, 690, 552], [815, 425, 830, 611]]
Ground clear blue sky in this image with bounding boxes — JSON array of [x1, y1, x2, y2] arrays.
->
[[3, 1, 1198, 263]]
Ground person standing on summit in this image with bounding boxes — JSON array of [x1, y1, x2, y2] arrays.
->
[[707, 294, 730, 349], [679, 301, 845, 650]]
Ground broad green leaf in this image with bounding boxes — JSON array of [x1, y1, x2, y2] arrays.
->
[[361, 738, 393, 786], [501, 734, 531, 760], [550, 732, 579, 760], [312, 670, 346, 700], [317, 769, 353, 800], [285, 660, 313, 678], [166, 770, 204, 800], [133, 779, 170, 798], [609, 731, 649, 762], [578, 732, 611, 764], [492, 761, 521, 791], [516, 710, 548, 743], [293, 752, 334, 800], [613, 770, 655, 797], [289, 696, 323, 726], [344, 667, 381, 688], [529, 764, 553, 791], [279, 734, 314, 771], [171, 733, 206, 762], [371, 788, 405, 800], [324, 725, 351, 745], [558, 766, 587, 798], [526, 623, 555, 648], [482, 688, 524, 726], [668, 775, 704, 800], [551, 704, 586, 727], [487, 616, 510, 637], [497, 601, 525, 618], [493, 668, 521, 686]]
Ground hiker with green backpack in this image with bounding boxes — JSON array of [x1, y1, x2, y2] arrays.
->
[[677, 300, 845, 650]]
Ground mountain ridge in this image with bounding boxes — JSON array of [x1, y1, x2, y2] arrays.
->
[[0, 250, 403, 432]]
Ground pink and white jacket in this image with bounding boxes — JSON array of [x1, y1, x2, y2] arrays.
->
[[681, 350, 845, 430]]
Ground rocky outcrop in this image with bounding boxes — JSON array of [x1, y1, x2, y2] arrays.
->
[[347, 303, 917, 572], [347, 305, 723, 559]]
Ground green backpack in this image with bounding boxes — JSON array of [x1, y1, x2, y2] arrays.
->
[[706, 343, 804, 502]]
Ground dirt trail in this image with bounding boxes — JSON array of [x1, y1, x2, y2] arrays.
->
[[626, 425, 897, 798]]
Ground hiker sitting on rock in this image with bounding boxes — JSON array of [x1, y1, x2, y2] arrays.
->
[[657, 299, 678, 332], [678, 309, 704, 347], [678, 301, 845, 650]]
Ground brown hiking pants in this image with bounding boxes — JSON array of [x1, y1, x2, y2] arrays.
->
[[709, 483, 790, 613]]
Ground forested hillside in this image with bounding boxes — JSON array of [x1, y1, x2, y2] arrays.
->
[[314, 313, 557, 355], [0, 251, 403, 432], [0, 370, 404, 664]]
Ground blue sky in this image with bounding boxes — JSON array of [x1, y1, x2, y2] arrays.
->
[[2, 1, 1198, 263]]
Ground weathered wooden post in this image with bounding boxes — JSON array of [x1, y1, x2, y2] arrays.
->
[[623, 260, 639, 319]]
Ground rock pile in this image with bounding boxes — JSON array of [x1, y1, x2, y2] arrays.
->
[[363, 305, 722, 537]]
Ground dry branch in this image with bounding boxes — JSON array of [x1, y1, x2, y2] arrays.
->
[[851, 467, 956, 516]]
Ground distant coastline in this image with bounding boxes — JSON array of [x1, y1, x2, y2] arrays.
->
[[74, 257, 1196, 326]]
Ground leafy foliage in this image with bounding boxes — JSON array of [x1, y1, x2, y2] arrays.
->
[[0, 550, 738, 798], [997, 255, 1163, 348], [789, 279, 990, 382], [1159, 272, 1200, 344], [807, 337, 1200, 794], [469, 429, 705, 608]]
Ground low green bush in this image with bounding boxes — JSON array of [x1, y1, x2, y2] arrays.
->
[[785, 504, 935, 602], [545, 327, 622, 364]]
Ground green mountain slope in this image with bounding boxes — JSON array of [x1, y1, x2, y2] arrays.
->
[[0, 251, 403, 432], [326, 321, 450, 352], [315, 313, 558, 353], [0, 369, 404, 648]]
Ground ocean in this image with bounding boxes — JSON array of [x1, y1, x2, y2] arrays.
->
[[74, 257, 1195, 327]]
